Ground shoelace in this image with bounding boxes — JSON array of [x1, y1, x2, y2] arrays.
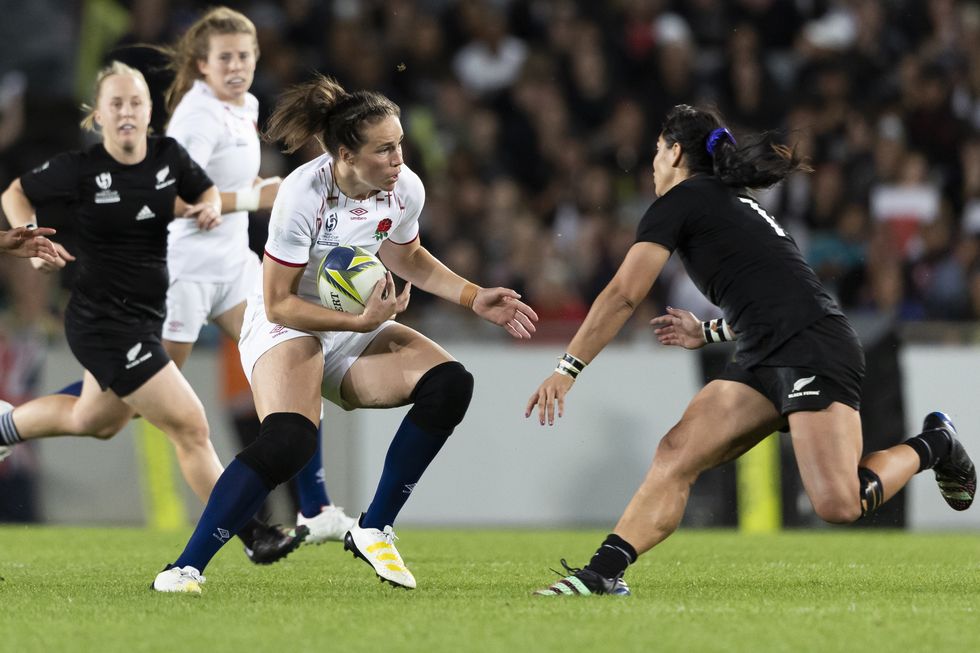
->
[[180, 567, 205, 584], [381, 525, 399, 545], [548, 558, 581, 578]]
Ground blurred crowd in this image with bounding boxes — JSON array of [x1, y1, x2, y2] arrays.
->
[[3, 0, 980, 349]]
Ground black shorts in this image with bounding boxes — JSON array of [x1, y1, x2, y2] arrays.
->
[[717, 314, 865, 419], [65, 321, 171, 397]]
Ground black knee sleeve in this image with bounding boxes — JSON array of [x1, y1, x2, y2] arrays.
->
[[406, 361, 474, 437], [236, 412, 318, 488], [858, 467, 884, 518]]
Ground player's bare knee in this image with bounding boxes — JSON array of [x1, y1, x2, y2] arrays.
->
[[172, 420, 211, 450], [811, 496, 862, 524], [73, 413, 127, 440]]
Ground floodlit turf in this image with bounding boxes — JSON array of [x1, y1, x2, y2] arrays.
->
[[1, 526, 978, 653]]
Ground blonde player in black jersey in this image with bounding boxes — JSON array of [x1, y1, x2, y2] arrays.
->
[[527, 105, 976, 597], [0, 62, 301, 564], [0, 62, 222, 480]]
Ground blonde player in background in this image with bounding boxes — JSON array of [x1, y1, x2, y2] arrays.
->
[[158, 7, 355, 560]]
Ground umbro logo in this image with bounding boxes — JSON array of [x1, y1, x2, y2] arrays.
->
[[135, 205, 156, 221], [212, 527, 231, 544], [403, 483, 416, 495], [350, 208, 368, 216], [792, 376, 816, 392]]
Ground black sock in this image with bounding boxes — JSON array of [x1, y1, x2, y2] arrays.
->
[[584, 534, 638, 579], [905, 429, 952, 472]]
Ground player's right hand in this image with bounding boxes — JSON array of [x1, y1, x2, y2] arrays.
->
[[650, 306, 705, 350], [525, 372, 575, 426], [31, 240, 75, 272], [358, 272, 411, 331]]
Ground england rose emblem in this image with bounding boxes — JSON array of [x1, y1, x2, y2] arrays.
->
[[374, 218, 393, 241]]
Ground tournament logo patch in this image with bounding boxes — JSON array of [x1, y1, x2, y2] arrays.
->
[[94, 171, 120, 204]]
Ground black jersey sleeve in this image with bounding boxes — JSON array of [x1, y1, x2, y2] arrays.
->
[[169, 137, 215, 203], [19, 152, 82, 205], [634, 184, 700, 252]]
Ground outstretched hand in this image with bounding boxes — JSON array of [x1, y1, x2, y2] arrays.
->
[[650, 306, 705, 350], [472, 287, 539, 339], [0, 226, 58, 261], [525, 371, 575, 426]]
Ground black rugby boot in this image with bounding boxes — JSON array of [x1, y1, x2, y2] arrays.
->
[[244, 524, 309, 564], [924, 412, 976, 511]]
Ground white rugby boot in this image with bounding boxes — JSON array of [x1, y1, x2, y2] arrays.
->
[[297, 505, 357, 544], [152, 565, 206, 594], [343, 516, 416, 589]]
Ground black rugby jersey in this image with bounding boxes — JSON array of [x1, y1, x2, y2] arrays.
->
[[21, 136, 213, 332], [636, 175, 842, 366]]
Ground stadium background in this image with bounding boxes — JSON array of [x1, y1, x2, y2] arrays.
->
[[0, 0, 978, 534]]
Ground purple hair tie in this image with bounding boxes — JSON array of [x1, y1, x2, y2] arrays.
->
[[706, 127, 736, 156]]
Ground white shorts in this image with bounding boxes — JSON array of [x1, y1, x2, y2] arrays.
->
[[238, 294, 394, 410], [163, 254, 261, 343]]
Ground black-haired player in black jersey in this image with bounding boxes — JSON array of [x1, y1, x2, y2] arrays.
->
[[0, 61, 303, 564], [527, 104, 976, 597]]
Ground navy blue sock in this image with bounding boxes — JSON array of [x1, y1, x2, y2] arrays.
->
[[362, 415, 448, 530], [295, 421, 331, 517], [173, 459, 272, 572], [56, 380, 83, 396]]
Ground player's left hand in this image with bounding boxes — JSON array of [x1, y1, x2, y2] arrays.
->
[[525, 371, 574, 426], [472, 287, 539, 339], [0, 226, 58, 261], [650, 306, 705, 349], [185, 202, 222, 231]]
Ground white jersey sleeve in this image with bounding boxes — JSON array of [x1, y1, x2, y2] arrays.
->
[[166, 102, 221, 169], [389, 167, 423, 244], [264, 159, 324, 267]]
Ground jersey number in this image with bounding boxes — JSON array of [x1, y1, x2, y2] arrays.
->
[[738, 197, 786, 237]]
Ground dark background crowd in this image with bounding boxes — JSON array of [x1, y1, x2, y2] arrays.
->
[[1, 0, 978, 523]]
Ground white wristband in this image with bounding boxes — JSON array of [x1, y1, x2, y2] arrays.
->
[[235, 177, 281, 212], [234, 186, 261, 212]]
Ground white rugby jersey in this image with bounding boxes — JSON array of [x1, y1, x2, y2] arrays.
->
[[166, 79, 260, 282], [260, 153, 423, 305]]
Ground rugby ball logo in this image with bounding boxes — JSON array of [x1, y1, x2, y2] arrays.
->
[[317, 245, 387, 314]]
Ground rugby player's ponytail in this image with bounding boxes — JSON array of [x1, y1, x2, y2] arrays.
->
[[264, 73, 400, 156], [661, 104, 811, 189]]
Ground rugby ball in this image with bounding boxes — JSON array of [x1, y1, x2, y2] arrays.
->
[[317, 245, 387, 314]]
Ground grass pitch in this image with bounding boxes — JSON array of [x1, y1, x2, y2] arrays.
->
[[1, 526, 977, 653]]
